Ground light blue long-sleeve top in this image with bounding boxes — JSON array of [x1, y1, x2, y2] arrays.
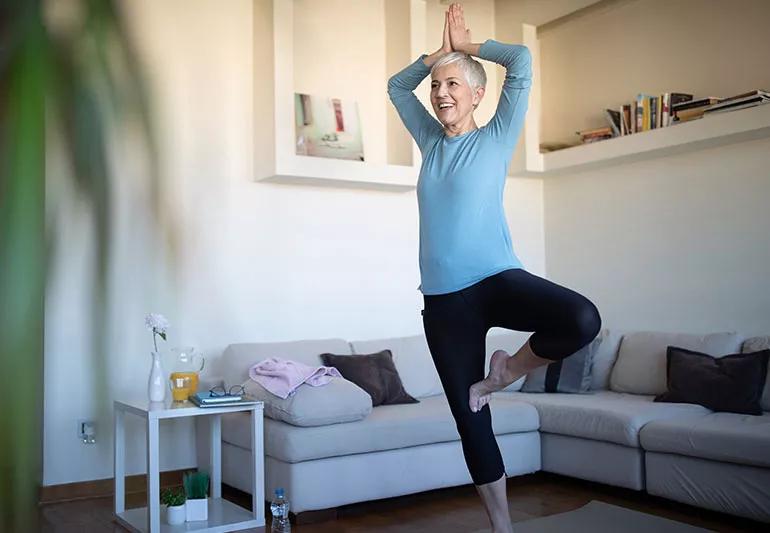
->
[[387, 39, 532, 295]]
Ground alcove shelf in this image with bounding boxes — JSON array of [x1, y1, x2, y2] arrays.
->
[[516, 18, 770, 178], [521, 99, 770, 177], [255, 0, 427, 192]]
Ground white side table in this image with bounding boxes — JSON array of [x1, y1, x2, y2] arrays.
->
[[113, 397, 265, 532]]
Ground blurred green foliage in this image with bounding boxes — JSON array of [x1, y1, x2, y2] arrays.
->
[[1, 0, 169, 529]]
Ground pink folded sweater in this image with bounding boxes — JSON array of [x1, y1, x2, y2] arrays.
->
[[248, 357, 342, 399]]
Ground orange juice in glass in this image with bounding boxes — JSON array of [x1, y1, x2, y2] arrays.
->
[[169, 372, 198, 401], [168, 346, 205, 401]]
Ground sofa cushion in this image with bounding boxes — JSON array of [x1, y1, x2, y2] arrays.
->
[[521, 335, 600, 393], [320, 350, 419, 406], [640, 412, 770, 468], [241, 375, 372, 427], [654, 346, 769, 415], [742, 335, 770, 411], [350, 335, 443, 399], [609, 331, 741, 395], [221, 394, 539, 462], [220, 339, 351, 390], [498, 390, 709, 448], [590, 328, 625, 391]]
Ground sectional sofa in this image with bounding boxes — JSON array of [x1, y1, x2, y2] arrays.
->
[[195, 328, 770, 524]]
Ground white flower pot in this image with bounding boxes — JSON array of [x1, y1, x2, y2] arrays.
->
[[166, 504, 185, 525], [185, 498, 208, 521]]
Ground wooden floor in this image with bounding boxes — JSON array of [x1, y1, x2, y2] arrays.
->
[[39, 471, 764, 532]]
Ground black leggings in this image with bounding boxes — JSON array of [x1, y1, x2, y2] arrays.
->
[[421, 268, 602, 486]]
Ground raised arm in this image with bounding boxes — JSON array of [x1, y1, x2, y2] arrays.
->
[[386, 10, 457, 154], [447, 4, 532, 147], [387, 57, 444, 155], [475, 40, 532, 147]]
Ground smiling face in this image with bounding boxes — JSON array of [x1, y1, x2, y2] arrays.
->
[[430, 62, 483, 128]]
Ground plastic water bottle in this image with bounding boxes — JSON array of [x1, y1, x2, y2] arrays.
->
[[270, 487, 291, 532]]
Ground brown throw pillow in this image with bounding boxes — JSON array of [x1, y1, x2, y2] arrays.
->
[[654, 346, 770, 415], [320, 350, 419, 407]]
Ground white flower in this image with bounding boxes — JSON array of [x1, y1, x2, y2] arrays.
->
[[145, 313, 170, 334], [145, 313, 170, 352]]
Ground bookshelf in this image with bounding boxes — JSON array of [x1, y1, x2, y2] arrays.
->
[[521, 102, 770, 177], [255, 0, 427, 191], [516, 16, 770, 178]]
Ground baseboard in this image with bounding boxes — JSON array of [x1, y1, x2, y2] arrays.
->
[[39, 469, 192, 505]]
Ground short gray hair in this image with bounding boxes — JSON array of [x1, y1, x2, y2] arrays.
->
[[430, 52, 487, 91]]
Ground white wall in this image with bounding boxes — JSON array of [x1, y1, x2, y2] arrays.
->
[[538, 0, 770, 335], [43, 0, 546, 485], [544, 138, 770, 336]]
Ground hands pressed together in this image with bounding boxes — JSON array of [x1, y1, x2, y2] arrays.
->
[[441, 3, 471, 55]]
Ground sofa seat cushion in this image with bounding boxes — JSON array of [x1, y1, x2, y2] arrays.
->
[[222, 394, 539, 463], [499, 390, 709, 448], [640, 412, 770, 468]]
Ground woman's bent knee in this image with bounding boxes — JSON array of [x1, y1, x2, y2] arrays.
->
[[575, 299, 602, 343], [532, 299, 601, 361]]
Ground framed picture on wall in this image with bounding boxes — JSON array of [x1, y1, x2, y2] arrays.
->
[[294, 93, 365, 161]]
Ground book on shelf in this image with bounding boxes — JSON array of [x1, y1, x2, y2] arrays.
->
[[676, 106, 711, 121], [636, 94, 647, 132], [619, 104, 632, 135], [577, 126, 613, 137], [704, 98, 770, 114], [703, 89, 769, 114], [671, 96, 722, 113], [605, 109, 622, 137]]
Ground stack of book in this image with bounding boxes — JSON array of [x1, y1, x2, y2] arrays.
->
[[578, 89, 770, 146], [576, 126, 613, 144], [703, 90, 770, 115], [190, 391, 258, 408], [671, 96, 722, 122], [613, 92, 696, 135]]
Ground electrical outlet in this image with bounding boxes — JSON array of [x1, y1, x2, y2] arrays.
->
[[78, 420, 96, 444]]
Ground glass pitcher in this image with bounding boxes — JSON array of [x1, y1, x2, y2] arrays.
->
[[168, 346, 205, 401]]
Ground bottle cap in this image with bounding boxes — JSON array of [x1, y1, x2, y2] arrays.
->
[[275, 487, 284, 497]]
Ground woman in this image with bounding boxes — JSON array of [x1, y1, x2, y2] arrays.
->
[[387, 4, 602, 532]]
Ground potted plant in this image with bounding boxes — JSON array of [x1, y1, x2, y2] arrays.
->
[[160, 487, 186, 525], [183, 470, 209, 521]]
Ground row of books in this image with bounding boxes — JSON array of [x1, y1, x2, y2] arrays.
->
[[577, 89, 770, 144]]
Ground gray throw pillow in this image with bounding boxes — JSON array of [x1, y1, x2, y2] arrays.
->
[[521, 336, 602, 393], [242, 376, 372, 426], [320, 350, 419, 406]]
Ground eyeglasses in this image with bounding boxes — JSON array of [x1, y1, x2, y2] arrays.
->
[[209, 385, 245, 397]]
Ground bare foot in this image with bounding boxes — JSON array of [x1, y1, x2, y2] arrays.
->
[[469, 350, 516, 413]]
